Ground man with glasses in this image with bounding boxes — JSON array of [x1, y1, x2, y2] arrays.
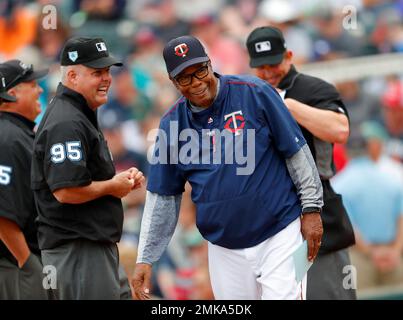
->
[[0, 60, 48, 299], [246, 26, 356, 300], [132, 35, 324, 300]]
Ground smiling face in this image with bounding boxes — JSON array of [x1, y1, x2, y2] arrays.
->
[[172, 62, 218, 108], [253, 51, 293, 87], [67, 65, 112, 109], [6, 80, 43, 121]]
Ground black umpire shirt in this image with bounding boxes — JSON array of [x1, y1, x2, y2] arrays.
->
[[31, 83, 123, 250], [0, 112, 40, 264], [278, 65, 355, 252], [278, 65, 349, 180]]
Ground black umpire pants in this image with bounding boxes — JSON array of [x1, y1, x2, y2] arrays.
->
[[0, 253, 49, 300], [41, 239, 131, 300]]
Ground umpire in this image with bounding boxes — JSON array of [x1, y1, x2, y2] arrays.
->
[[0, 61, 48, 299], [246, 26, 356, 299], [31, 37, 145, 300]]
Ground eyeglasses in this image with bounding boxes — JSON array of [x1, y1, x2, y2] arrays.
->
[[7, 64, 33, 89], [175, 63, 209, 86]]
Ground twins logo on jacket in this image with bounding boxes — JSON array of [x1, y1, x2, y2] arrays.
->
[[147, 74, 306, 249], [224, 110, 245, 136]]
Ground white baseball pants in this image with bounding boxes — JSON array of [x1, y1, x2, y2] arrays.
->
[[208, 217, 306, 300]]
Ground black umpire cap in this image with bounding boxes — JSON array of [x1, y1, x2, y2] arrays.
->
[[0, 59, 48, 93], [246, 26, 287, 67], [163, 35, 209, 78], [61, 37, 123, 68]]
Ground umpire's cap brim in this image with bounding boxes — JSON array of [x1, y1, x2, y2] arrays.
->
[[83, 56, 123, 69]]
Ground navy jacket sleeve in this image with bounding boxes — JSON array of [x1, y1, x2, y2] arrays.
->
[[146, 118, 186, 196]]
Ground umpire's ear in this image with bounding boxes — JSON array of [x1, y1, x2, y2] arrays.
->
[[64, 66, 79, 87]]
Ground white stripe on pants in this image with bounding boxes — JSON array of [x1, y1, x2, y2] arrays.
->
[[208, 217, 307, 300]]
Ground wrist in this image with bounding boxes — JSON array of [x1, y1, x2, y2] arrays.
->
[[302, 207, 322, 214], [102, 179, 116, 196]]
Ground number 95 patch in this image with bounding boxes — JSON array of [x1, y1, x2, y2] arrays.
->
[[50, 141, 83, 164]]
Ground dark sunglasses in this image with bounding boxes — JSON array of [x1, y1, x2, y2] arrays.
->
[[175, 63, 209, 86]]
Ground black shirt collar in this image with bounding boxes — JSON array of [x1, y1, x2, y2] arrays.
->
[[0, 111, 36, 132], [278, 65, 301, 91], [56, 82, 98, 128]]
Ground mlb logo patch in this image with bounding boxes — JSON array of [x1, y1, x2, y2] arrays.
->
[[68, 51, 78, 62], [95, 42, 107, 52], [255, 41, 271, 53]]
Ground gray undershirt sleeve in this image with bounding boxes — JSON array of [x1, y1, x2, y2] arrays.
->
[[136, 191, 182, 265], [285, 144, 324, 211]]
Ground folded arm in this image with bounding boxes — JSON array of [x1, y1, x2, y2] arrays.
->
[[284, 98, 349, 144]]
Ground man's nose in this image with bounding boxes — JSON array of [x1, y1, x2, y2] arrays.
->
[[190, 75, 202, 87], [102, 71, 112, 82]]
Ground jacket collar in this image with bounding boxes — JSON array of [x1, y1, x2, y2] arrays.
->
[[0, 111, 36, 135], [278, 65, 301, 91]]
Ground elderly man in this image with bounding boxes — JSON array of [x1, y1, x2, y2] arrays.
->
[[31, 37, 145, 300], [132, 35, 324, 300], [0, 60, 48, 299]]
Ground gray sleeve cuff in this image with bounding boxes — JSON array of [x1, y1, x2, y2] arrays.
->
[[136, 191, 182, 265], [285, 144, 324, 211]]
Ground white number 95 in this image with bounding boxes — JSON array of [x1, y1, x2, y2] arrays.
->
[[50, 141, 82, 164]]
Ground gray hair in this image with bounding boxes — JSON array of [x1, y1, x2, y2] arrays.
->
[[60, 66, 69, 83], [61, 65, 81, 83]]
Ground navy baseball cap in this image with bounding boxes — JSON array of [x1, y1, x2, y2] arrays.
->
[[0, 60, 48, 91], [0, 71, 16, 102], [61, 37, 123, 68], [163, 35, 209, 78], [246, 26, 287, 67]]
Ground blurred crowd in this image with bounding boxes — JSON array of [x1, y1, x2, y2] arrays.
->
[[1, 0, 402, 299]]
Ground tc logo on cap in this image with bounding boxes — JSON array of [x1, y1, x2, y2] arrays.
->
[[174, 43, 189, 57], [95, 42, 107, 52], [68, 51, 78, 62], [255, 41, 271, 53], [1, 77, 5, 88]]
